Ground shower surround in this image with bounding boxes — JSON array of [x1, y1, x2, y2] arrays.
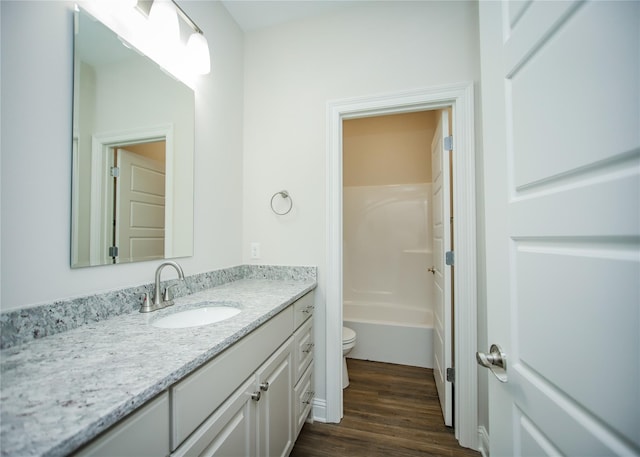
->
[[343, 183, 434, 368]]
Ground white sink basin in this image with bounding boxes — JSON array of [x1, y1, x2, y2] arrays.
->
[[152, 304, 241, 329]]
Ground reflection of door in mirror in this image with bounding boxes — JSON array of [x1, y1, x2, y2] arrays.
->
[[113, 143, 166, 264]]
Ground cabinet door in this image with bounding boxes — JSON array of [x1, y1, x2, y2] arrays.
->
[[172, 376, 257, 457], [172, 307, 293, 448], [256, 337, 294, 457]]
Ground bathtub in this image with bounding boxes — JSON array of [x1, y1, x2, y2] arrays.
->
[[343, 301, 433, 368]]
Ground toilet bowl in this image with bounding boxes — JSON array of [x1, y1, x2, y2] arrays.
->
[[342, 326, 357, 389]]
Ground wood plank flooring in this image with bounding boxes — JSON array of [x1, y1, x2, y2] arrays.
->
[[290, 359, 480, 457]]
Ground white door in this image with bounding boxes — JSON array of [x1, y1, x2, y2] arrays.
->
[[116, 148, 166, 263], [431, 110, 452, 426], [479, 1, 639, 455]]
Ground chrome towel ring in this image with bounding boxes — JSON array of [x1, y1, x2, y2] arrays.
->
[[270, 190, 293, 215]]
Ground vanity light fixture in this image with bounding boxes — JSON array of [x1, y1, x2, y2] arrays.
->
[[186, 27, 211, 75], [148, 0, 180, 45], [141, 0, 211, 75], [174, 2, 211, 75]]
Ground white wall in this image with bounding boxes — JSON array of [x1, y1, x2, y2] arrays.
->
[[0, 1, 245, 311], [241, 1, 482, 422]]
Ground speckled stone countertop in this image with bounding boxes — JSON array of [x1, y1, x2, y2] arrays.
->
[[0, 278, 316, 457]]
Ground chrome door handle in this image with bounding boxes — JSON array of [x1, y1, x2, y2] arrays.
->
[[476, 344, 507, 382]]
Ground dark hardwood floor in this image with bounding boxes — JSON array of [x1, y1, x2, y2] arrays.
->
[[290, 359, 480, 457]]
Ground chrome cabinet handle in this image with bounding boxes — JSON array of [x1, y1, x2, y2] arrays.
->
[[427, 266, 436, 274], [302, 305, 314, 314], [302, 343, 315, 354], [259, 382, 269, 392], [251, 391, 261, 401], [476, 344, 507, 382]]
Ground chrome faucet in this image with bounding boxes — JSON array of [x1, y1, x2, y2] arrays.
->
[[140, 261, 185, 313]]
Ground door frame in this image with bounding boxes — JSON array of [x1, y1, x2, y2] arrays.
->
[[325, 82, 477, 449], [89, 124, 174, 265]]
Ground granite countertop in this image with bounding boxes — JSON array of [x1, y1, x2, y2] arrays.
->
[[0, 278, 316, 457]]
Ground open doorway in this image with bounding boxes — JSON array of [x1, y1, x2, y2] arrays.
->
[[341, 108, 455, 426], [325, 83, 477, 449]]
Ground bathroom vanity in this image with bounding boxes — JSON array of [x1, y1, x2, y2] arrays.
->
[[0, 273, 315, 457]]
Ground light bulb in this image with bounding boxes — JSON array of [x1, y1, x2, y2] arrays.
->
[[149, 0, 180, 43], [186, 32, 211, 75]]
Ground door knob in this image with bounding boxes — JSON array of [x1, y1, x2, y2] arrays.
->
[[427, 266, 436, 274], [476, 344, 507, 382]]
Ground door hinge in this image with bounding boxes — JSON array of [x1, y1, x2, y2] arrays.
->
[[108, 246, 119, 257], [110, 166, 120, 178], [446, 367, 455, 383], [444, 136, 453, 151], [445, 251, 454, 266]]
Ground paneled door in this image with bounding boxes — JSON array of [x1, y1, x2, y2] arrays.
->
[[479, 1, 639, 455], [431, 110, 452, 426], [116, 148, 165, 263]]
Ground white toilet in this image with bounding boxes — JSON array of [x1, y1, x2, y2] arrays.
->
[[342, 326, 357, 389]]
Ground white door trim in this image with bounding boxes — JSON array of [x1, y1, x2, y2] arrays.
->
[[325, 82, 478, 449], [89, 125, 174, 265]]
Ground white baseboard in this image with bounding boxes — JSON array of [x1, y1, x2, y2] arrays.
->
[[312, 397, 327, 423], [478, 426, 490, 457]]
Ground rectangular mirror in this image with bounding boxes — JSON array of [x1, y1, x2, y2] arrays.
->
[[71, 6, 195, 268]]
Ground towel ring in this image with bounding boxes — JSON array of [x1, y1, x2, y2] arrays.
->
[[270, 190, 293, 215]]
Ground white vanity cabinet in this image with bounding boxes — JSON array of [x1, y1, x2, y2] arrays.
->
[[73, 290, 314, 457], [170, 306, 294, 449], [173, 338, 295, 457], [172, 291, 314, 457]]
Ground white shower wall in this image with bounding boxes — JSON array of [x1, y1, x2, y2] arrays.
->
[[343, 183, 433, 314]]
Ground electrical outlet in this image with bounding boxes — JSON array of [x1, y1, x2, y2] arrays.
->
[[250, 242, 261, 259]]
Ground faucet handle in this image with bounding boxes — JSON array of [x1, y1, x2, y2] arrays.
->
[[140, 293, 153, 313], [163, 285, 177, 304]]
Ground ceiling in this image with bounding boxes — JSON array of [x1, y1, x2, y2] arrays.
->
[[220, 1, 361, 32]]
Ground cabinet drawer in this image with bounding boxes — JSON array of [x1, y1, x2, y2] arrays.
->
[[171, 307, 293, 449], [294, 364, 314, 437], [293, 291, 314, 329], [74, 392, 169, 457], [293, 317, 313, 383]]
